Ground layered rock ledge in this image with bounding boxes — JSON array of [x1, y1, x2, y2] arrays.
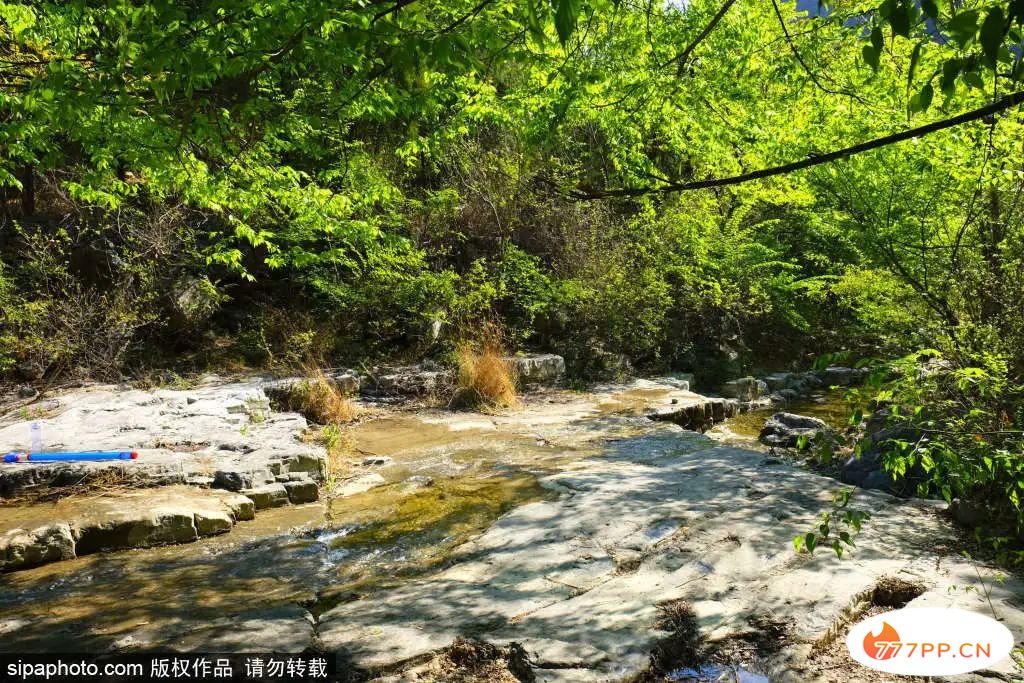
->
[[0, 376, 324, 499], [1, 486, 257, 572]]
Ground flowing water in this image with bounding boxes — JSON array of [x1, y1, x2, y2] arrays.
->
[[0, 388, 849, 654], [0, 402, 646, 651], [708, 391, 851, 444]]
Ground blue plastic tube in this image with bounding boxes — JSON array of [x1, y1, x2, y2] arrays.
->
[[2, 451, 138, 463]]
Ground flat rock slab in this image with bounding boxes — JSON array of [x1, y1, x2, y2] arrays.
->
[[0, 486, 255, 571], [318, 434, 1024, 680], [0, 378, 325, 497]]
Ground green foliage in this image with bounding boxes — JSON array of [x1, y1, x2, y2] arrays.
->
[[0, 260, 35, 374], [1, 0, 1024, 574], [0, 1, 1020, 429], [849, 350, 1024, 564], [851, 0, 1024, 112], [794, 488, 871, 559]]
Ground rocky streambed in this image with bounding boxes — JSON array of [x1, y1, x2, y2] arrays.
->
[[1, 373, 1022, 682]]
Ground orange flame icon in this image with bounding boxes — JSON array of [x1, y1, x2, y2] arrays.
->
[[863, 621, 901, 660]]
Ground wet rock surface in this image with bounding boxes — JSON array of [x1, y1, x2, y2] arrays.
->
[[758, 412, 833, 448], [0, 487, 258, 571], [0, 376, 1021, 682], [315, 434, 1023, 682]]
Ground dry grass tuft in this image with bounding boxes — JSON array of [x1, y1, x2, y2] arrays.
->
[[454, 343, 516, 409], [282, 368, 359, 425], [409, 637, 533, 683], [649, 599, 702, 675], [3, 466, 139, 505]]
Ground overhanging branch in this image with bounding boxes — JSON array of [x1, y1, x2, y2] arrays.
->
[[663, 0, 737, 77], [570, 91, 1024, 200]]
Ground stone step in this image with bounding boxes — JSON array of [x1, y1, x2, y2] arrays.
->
[[0, 483, 318, 573], [647, 396, 742, 430]]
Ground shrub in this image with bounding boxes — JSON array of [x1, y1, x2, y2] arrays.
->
[[849, 350, 1024, 565]]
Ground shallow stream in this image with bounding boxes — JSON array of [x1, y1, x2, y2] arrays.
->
[[707, 391, 850, 444], [0, 388, 851, 654]]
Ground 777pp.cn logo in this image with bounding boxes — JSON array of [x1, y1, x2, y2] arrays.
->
[[848, 608, 1015, 676]]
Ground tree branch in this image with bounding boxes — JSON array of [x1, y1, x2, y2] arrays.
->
[[768, 0, 867, 104], [570, 91, 1024, 199], [663, 0, 737, 77]]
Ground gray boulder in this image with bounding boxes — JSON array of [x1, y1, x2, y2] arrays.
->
[[0, 523, 76, 572], [194, 511, 233, 536], [73, 510, 199, 555], [950, 498, 989, 526], [506, 354, 565, 385], [791, 372, 823, 390], [329, 371, 360, 395], [243, 483, 290, 510], [663, 372, 695, 391], [764, 373, 792, 391], [651, 397, 739, 431], [213, 470, 253, 492], [170, 276, 221, 328], [759, 412, 832, 448], [720, 377, 763, 401], [771, 388, 801, 403], [841, 418, 928, 494], [820, 366, 869, 387], [360, 365, 455, 397], [284, 480, 319, 504]]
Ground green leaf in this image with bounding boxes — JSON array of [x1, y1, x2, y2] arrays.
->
[[794, 535, 805, 553], [920, 0, 939, 20], [526, 0, 546, 44], [553, 0, 580, 45], [871, 25, 884, 53], [1011, 0, 1024, 24], [940, 59, 960, 96], [980, 8, 1005, 67], [0, 3, 36, 34], [864, 44, 880, 70], [805, 533, 818, 553], [946, 9, 979, 47], [907, 41, 922, 91], [889, 0, 911, 37], [910, 82, 933, 112]]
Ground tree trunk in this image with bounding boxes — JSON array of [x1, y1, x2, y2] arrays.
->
[[20, 165, 35, 217], [980, 185, 1004, 323]]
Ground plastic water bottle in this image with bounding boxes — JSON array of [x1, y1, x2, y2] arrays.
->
[[30, 422, 42, 454]]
